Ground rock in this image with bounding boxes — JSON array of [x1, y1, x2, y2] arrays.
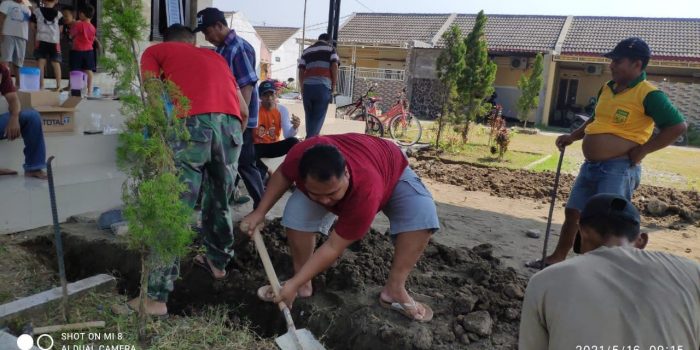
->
[[462, 310, 493, 337], [525, 229, 541, 239], [646, 198, 668, 216], [453, 321, 466, 337], [686, 248, 692, 254], [505, 308, 520, 321], [67, 211, 100, 224], [412, 326, 433, 350], [453, 291, 478, 314], [680, 208, 696, 223], [472, 243, 495, 260], [459, 334, 471, 345], [467, 332, 481, 342], [504, 283, 525, 300], [434, 323, 455, 343], [99, 209, 124, 229], [683, 232, 694, 239], [110, 221, 129, 236]]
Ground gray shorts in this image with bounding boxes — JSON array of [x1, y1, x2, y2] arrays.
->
[[281, 167, 440, 236], [1, 35, 26, 67]]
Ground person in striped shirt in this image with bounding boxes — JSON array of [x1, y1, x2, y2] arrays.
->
[[297, 33, 339, 138]]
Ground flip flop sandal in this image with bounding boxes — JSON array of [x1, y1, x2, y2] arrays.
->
[[257, 282, 314, 302], [379, 296, 434, 323], [257, 283, 282, 302], [525, 259, 552, 269], [110, 303, 169, 319], [193, 255, 228, 280]]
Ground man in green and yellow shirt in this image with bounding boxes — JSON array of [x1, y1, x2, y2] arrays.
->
[[530, 37, 688, 268]]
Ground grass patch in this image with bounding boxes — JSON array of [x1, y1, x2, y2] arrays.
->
[[422, 121, 700, 191], [10, 291, 274, 350], [0, 241, 57, 304]]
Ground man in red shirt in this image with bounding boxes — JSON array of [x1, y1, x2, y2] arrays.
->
[[113, 24, 247, 317], [241, 133, 439, 322]]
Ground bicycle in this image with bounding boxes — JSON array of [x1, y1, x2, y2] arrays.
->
[[366, 88, 423, 146], [335, 84, 385, 137]]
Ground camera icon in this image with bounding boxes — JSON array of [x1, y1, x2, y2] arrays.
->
[[17, 334, 54, 350]]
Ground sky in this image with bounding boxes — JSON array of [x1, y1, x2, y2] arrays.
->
[[213, 0, 700, 36]]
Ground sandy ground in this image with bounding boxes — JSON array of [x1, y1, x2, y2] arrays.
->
[[412, 179, 700, 276]]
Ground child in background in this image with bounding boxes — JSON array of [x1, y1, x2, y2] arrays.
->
[[60, 5, 73, 46], [0, 0, 32, 87], [69, 4, 95, 95], [31, 0, 63, 90]]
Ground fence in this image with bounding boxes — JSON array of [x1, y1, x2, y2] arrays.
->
[[355, 67, 405, 81]]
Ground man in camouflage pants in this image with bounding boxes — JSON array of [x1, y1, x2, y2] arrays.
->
[[112, 25, 247, 317]]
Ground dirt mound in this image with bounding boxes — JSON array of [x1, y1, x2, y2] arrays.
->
[[169, 220, 526, 350], [411, 155, 700, 228]]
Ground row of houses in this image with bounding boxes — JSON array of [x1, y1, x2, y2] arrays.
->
[[336, 13, 700, 128]]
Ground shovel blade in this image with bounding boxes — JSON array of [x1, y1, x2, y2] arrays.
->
[[275, 328, 325, 350]]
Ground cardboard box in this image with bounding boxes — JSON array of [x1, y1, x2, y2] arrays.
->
[[17, 91, 82, 133]]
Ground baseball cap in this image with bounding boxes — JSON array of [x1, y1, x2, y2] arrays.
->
[[194, 8, 226, 33], [258, 80, 276, 96], [581, 193, 641, 226], [603, 37, 651, 60]]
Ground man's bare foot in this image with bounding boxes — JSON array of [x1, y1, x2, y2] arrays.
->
[[25, 170, 48, 180], [0, 168, 18, 176], [379, 288, 430, 321], [129, 297, 167, 316], [193, 254, 226, 279]]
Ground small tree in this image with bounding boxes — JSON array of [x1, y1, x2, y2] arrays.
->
[[435, 25, 465, 149], [457, 10, 497, 143], [101, 0, 195, 340], [516, 53, 544, 128]]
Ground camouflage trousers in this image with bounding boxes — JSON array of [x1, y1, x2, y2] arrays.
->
[[148, 113, 243, 302]]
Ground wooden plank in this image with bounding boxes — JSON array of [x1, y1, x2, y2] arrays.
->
[[0, 274, 116, 323]]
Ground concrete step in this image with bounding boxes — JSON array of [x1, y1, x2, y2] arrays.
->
[[0, 162, 125, 235]]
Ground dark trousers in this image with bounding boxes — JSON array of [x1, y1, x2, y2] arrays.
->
[[254, 137, 300, 179], [235, 128, 265, 208]]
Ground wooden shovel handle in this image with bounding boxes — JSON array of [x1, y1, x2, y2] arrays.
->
[[250, 226, 297, 327]]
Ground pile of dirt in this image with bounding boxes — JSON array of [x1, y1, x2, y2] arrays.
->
[[20, 221, 526, 349], [170, 220, 526, 350], [411, 155, 700, 228]]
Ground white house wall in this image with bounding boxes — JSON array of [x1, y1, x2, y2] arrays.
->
[[270, 30, 303, 84]]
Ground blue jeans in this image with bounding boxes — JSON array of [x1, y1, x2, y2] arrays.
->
[[0, 109, 46, 171], [567, 157, 642, 211], [302, 83, 331, 138], [234, 127, 265, 208]]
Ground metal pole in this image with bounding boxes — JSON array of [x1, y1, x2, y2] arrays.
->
[[332, 0, 341, 47], [47, 156, 69, 322], [300, 0, 307, 58], [327, 0, 335, 38], [540, 149, 565, 269]]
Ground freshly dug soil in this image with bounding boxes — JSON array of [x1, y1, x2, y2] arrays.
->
[[170, 220, 526, 350], [411, 154, 700, 228]]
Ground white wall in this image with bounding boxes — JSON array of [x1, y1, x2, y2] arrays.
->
[[270, 30, 302, 84], [227, 12, 262, 76]]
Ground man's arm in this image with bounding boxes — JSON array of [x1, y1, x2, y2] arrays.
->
[[286, 230, 353, 289], [629, 91, 688, 164], [240, 85, 253, 107], [240, 168, 292, 235], [3, 92, 22, 140], [330, 62, 338, 94], [279, 105, 297, 138], [297, 67, 305, 95], [237, 88, 248, 126]]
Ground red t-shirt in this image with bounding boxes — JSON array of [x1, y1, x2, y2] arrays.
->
[[0, 65, 16, 95], [141, 42, 242, 120], [281, 133, 408, 240], [70, 21, 95, 51]]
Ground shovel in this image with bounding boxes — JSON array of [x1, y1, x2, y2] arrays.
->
[[245, 224, 325, 350], [540, 148, 565, 269], [47, 156, 69, 322]]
